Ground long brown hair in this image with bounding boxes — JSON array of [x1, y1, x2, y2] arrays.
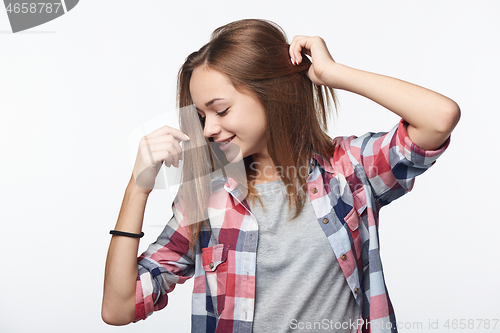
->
[[177, 19, 337, 248]]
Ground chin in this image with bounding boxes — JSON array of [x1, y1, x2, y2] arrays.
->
[[225, 147, 243, 164]]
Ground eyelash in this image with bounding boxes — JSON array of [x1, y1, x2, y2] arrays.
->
[[198, 107, 229, 119], [216, 108, 229, 116]]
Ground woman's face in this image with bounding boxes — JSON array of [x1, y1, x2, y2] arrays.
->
[[189, 66, 268, 163]]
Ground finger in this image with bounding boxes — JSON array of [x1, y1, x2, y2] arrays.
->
[[137, 139, 172, 165], [145, 148, 178, 168], [295, 38, 313, 65], [148, 142, 183, 167], [138, 135, 184, 169], [146, 125, 190, 142], [145, 136, 184, 157], [163, 156, 175, 168], [152, 151, 176, 168], [289, 35, 297, 63], [290, 35, 309, 65]]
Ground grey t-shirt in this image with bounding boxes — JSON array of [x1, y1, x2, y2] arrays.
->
[[250, 179, 358, 333]]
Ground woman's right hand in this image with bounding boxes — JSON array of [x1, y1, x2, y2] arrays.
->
[[132, 125, 190, 193]]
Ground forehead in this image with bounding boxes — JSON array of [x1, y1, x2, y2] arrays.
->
[[189, 67, 237, 105]]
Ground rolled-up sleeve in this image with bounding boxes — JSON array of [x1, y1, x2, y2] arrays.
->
[[134, 202, 195, 322], [342, 119, 450, 206]]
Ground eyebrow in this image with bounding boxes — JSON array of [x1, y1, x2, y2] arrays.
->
[[206, 98, 224, 107], [195, 97, 224, 112], [196, 98, 225, 111]]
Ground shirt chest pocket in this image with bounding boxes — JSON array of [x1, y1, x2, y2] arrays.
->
[[344, 207, 361, 231], [344, 188, 369, 267], [343, 187, 367, 232], [202, 244, 230, 317]]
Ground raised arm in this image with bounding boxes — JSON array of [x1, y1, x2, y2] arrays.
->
[[289, 36, 461, 150], [101, 177, 148, 325], [102, 126, 189, 325]]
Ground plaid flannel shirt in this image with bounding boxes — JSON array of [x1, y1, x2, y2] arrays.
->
[[134, 119, 450, 333]]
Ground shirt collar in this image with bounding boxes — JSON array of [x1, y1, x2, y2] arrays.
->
[[219, 152, 335, 205], [310, 152, 335, 174], [210, 170, 248, 205]]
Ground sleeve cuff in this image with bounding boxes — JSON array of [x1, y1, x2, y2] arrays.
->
[[397, 119, 451, 168], [133, 275, 147, 322]]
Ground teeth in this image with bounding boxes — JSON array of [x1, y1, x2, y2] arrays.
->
[[220, 136, 234, 145]]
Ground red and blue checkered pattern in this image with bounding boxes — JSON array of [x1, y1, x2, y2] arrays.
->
[[134, 119, 449, 333]]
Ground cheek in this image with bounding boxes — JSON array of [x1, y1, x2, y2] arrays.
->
[[235, 94, 267, 138], [255, 113, 267, 137], [246, 105, 267, 132]]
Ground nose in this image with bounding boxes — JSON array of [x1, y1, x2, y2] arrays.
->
[[203, 114, 221, 139]]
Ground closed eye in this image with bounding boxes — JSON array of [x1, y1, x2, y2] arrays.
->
[[216, 108, 229, 116]]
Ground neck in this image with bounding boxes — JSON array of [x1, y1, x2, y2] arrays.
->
[[249, 154, 280, 185]]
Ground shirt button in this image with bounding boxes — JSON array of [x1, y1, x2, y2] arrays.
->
[[312, 188, 318, 194], [322, 218, 329, 224], [209, 262, 214, 269], [354, 288, 359, 295], [340, 254, 347, 261]]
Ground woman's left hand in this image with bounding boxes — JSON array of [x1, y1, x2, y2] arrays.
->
[[290, 37, 460, 151], [289, 35, 337, 87]]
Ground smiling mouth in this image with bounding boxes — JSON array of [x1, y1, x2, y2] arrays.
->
[[219, 135, 236, 146]]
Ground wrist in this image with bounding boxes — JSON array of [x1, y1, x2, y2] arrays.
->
[[321, 62, 349, 90], [127, 175, 152, 197]]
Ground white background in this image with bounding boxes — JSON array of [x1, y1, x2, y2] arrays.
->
[[1, 1, 499, 332]]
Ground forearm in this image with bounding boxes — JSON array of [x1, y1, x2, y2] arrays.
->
[[322, 62, 460, 150], [102, 175, 149, 325]]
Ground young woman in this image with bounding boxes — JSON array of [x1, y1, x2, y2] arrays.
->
[[102, 19, 460, 333]]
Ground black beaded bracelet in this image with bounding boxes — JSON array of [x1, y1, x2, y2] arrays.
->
[[109, 230, 144, 238]]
